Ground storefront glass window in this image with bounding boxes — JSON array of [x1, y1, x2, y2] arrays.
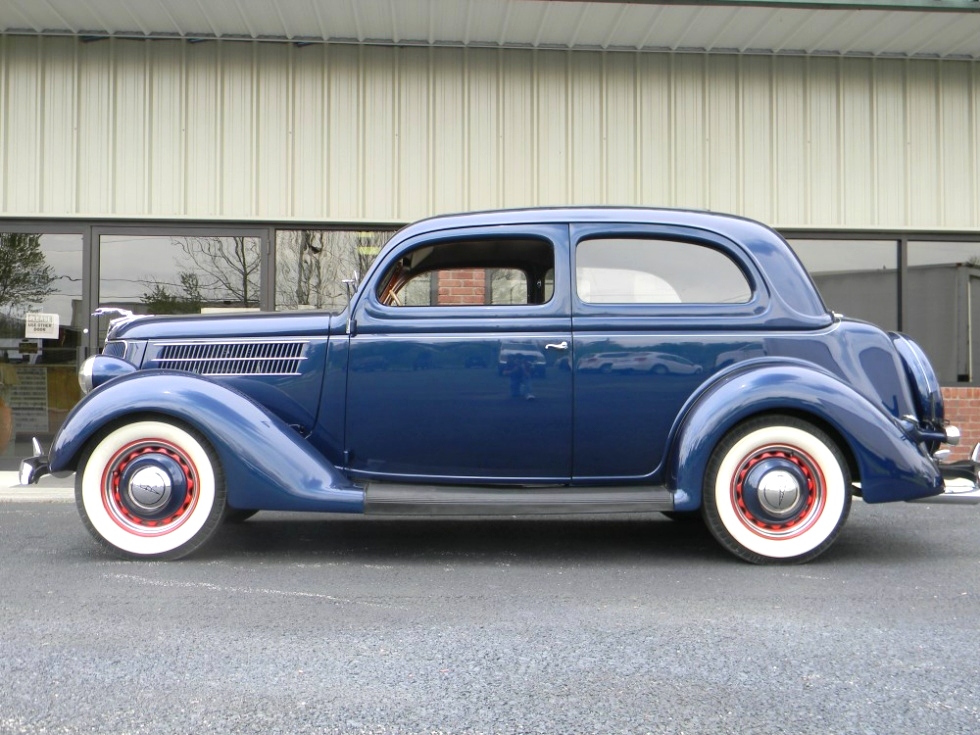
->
[[789, 239, 899, 331], [0, 232, 83, 467], [906, 241, 980, 384], [99, 234, 261, 342], [275, 230, 397, 312]]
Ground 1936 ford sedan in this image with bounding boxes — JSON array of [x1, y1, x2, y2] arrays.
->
[[20, 208, 980, 563]]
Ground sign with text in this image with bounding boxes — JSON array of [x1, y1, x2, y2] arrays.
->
[[10, 366, 49, 434], [24, 312, 59, 340]]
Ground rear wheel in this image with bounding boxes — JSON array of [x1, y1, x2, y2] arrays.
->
[[703, 415, 851, 564], [76, 418, 226, 560]]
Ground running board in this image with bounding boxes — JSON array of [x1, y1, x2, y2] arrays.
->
[[364, 484, 673, 516]]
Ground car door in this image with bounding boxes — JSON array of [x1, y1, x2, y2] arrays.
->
[[569, 222, 765, 482], [345, 224, 573, 483]]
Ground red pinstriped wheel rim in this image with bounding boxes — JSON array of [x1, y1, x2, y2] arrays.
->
[[101, 439, 199, 537], [731, 444, 826, 540]]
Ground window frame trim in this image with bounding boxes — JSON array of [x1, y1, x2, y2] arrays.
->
[[355, 224, 571, 324], [569, 223, 768, 322]]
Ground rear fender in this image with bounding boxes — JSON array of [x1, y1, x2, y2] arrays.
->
[[48, 372, 363, 513], [668, 363, 942, 511]]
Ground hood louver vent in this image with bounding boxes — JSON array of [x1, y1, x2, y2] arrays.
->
[[154, 340, 308, 376]]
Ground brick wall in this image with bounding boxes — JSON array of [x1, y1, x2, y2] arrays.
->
[[437, 269, 486, 305], [942, 387, 980, 459]]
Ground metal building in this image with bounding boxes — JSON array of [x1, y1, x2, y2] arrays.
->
[[1, 0, 980, 463]]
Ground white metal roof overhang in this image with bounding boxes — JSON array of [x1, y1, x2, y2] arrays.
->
[[2, 0, 979, 59]]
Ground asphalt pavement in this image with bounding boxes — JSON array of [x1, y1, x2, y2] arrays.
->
[[2, 495, 979, 735]]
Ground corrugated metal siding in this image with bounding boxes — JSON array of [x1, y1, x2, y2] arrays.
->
[[6, 1, 980, 60], [841, 58, 874, 224], [326, 45, 361, 218], [76, 39, 113, 215], [740, 56, 773, 222], [1, 35, 979, 229], [184, 41, 218, 216], [41, 38, 76, 213], [4, 36, 41, 213], [807, 57, 840, 225]]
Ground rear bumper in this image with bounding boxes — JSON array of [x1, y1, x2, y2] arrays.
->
[[910, 441, 980, 505]]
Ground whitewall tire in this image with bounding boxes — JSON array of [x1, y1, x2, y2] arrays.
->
[[703, 416, 852, 564], [75, 418, 226, 560]]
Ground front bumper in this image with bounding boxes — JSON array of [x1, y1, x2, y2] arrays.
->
[[18, 438, 50, 486]]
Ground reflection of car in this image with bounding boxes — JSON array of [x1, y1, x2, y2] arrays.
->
[[714, 344, 766, 370], [648, 353, 702, 375], [22, 207, 980, 564], [578, 351, 702, 375], [578, 351, 636, 373]]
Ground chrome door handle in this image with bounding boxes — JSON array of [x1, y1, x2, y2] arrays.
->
[[545, 341, 569, 351]]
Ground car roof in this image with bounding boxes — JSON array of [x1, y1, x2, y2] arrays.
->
[[383, 207, 830, 324]]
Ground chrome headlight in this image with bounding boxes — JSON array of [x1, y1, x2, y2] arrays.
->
[[78, 355, 137, 395]]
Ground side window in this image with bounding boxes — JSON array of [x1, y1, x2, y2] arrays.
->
[[377, 238, 554, 307], [576, 237, 752, 305]]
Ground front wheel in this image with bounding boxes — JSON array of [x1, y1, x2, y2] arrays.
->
[[76, 418, 226, 560], [702, 416, 852, 564]]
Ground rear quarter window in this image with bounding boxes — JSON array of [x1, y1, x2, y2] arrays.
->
[[576, 237, 752, 305]]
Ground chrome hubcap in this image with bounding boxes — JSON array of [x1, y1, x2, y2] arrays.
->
[[757, 469, 803, 517], [127, 466, 173, 510]]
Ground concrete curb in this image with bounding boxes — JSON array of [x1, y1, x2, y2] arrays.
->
[[0, 471, 74, 502]]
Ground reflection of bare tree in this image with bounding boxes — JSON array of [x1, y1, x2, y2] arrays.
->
[[141, 237, 260, 313], [0, 233, 56, 319], [141, 273, 205, 314], [276, 230, 394, 312], [181, 237, 259, 306]]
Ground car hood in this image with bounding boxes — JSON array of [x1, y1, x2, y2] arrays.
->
[[108, 310, 344, 341]]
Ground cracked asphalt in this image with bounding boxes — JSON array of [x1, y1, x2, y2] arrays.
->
[[1, 500, 978, 734]]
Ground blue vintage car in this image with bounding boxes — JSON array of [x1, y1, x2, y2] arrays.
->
[[20, 208, 980, 562]]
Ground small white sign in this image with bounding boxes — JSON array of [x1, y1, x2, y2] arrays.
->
[[24, 312, 60, 340]]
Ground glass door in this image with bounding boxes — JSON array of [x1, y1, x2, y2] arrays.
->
[[0, 231, 84, 468]]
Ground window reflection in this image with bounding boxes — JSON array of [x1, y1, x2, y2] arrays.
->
[[906, 240, 980, 384], [908, 241, 980, 267], [101, 235, 261, 311], [789, 239, 899, 331], [275, 230, 396, 312], [99, 234, 261, 341], [0, 232, 83, 467]]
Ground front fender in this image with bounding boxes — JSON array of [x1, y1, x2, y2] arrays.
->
[[49, 371, 363, 513], [668, 363, 942, 511]]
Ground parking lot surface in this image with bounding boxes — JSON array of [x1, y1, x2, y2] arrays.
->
[[2, 499, 979, 734]]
